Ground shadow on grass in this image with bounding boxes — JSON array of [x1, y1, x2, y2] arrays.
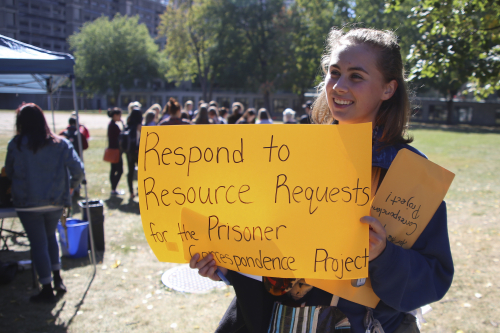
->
[[411, 122, 500, 134], [104, 196, 140, 215], [0, 262, 69, 333]]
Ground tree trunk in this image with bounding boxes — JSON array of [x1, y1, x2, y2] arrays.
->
[[446, 98, 454, 125], [446, 88, 457, 125], [113, 88, 120, 108], [263, 90, 271, 116]]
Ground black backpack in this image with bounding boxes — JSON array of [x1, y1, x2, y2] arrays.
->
[[119, 126, 137, 153]]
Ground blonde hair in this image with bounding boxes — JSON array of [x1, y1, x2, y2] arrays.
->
[[312, 28, 412, 145]]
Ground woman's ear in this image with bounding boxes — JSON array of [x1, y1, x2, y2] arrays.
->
[[381, 80, 398, 101]]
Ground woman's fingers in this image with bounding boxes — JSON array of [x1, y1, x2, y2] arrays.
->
[[360, 216, 387, 261]]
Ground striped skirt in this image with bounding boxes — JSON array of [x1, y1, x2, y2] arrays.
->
[[268, 302, 351, 333]]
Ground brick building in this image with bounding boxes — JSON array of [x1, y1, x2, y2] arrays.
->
[[0, 0, 167, 53]]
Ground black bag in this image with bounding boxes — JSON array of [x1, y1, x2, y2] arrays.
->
[[0, 261, 18, 284], [119, 127, 131, 152], [119, 126, 138, 153]]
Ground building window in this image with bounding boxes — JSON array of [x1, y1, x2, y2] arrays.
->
[[496, 109, 500, 125], [180, 96, 194, 107], [32, 41, 40, 47], [43, 24, 51, 31], [150, 96, 162, 106], [455, 107, 473, 123], [428, 104, 447, 122], [43, 43, 51, 49], [5, 0, 15, 7], [5, 13, 16, 27], [135, 95, 147, 106], [273, 98, 288, 114], [19, 2, 28, 8], [120, 95, 132, 108], [31, 4, 40, 10], [216, 97, 231, 109], [54, 44, 61, 50], [254, 98, 264, 110], [20, 20, 29, 26], [235, 98, 249, 110]]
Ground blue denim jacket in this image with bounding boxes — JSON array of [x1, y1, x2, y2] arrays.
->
[[5, 136, 84, 208]]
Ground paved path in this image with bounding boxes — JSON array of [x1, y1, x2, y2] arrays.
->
[[0, 111, 110, 136]]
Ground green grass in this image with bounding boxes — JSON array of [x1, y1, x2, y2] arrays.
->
[[0, 114, 499, 332]]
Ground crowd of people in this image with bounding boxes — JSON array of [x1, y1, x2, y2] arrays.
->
[[104, 98, 314, 198]]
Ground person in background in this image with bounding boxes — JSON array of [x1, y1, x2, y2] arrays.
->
[[127, 101, 141, 114], [194, 104, 212, 124], [192, 100, 205, 120], [107, 108, 124, 195], [227, 102, 244, 124], [255, 108, 273, 124], [184, 100, 194, 119], [219, 107, 229, 124], [59, 117, 88, 158], [71, 111, 90, 139], [299, 100, 313, 124], [5, 103, 84, 303], [180, 111, 192, 123], [283, 108, 298, 124], [159, 98, 191, 126], [208, 106, 223, 124], [146, 103, 162, 123], [125, 107, 142, 199], [235, 108, 256, 124], [144, 111, 156, 126]]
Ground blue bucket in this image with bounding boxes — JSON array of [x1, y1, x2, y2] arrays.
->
[[57, 219, 89, 258]]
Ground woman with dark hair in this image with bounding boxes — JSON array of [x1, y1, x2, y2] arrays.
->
[[107, 107, 124, 195], [5, 103, 84, 303], [194, 104, 212, 124], [125, 107, 143, 199], [159, 98, 191, 126], [256, 108, 273, 124], [236, 108, 256, 124]]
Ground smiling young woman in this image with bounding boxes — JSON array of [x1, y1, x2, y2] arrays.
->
[[189, 28, 453, 333]]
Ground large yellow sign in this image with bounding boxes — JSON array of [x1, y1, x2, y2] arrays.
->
[[138, 124, 372, 280]]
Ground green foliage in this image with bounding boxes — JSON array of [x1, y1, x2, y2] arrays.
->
[[400, 0, 500, 99], [158, 0, 221, 100], [69, 14, 159, 102]]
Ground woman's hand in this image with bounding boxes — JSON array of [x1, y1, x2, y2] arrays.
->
[[360, 216, 387, 261], [189, 253, 227, 282]]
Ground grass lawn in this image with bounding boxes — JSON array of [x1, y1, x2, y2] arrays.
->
[[0, 111, 499, 332]]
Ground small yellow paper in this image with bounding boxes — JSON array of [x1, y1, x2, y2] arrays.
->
[[371, 148, 455, 248], [307, 148, 455, 307], [138, 124, 372, 280]]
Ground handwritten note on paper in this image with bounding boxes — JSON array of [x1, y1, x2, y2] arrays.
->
[[371, 148, 455, 249], [307, 148, 455, 307], [138, 123, 372, 280]]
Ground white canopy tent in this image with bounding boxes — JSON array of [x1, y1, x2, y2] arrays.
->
[[0, 34, 97, 274]]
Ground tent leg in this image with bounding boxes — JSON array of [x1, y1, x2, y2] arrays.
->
[[72, 77, 97, 277]]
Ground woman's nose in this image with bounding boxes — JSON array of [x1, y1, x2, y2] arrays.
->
[[332, 76, 348, 93]]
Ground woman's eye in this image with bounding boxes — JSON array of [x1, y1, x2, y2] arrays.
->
[[330, 70, 340, 76], [351, 73, 363, 79]]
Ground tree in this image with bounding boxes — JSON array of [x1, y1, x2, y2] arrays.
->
[[69, 14, 159, 104], [158, 0, 221, 101], [282, 0, 351, 105], [391, 0, 500, 123]]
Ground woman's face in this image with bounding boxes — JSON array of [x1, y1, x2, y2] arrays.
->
[[325, 42, 396, 125], [112, 113, 121, 122]]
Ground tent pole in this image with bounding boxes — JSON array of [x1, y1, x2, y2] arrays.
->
[[72, 76, 97, 277], [50, 93, 55, 133]]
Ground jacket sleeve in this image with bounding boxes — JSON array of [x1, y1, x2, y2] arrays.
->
[[64, 140, 85, 189], [369, 201, 454, 312]]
